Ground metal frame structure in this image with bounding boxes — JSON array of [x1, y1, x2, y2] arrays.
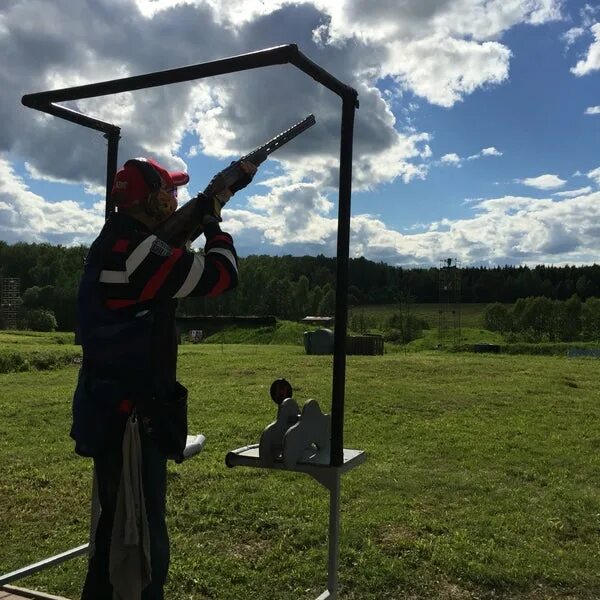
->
[[0, 277, 21, 329], [10, 44, 363, 599], [21, 44, 357, 465], [438, 258, 462, 347]]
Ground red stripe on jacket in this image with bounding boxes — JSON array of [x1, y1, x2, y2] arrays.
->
[[106, 298, 139, 309], [208, 234, 234, 246], [112, 239, 130, 253], [140, 247, 184, 301], [207, 261, 232, 297]]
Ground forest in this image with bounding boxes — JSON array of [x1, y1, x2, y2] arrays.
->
[[1, 240, 599, 332]]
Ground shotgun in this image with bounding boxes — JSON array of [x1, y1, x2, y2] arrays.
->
[[156, 114, 316, 246]]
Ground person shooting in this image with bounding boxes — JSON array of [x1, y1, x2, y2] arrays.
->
[[70, 114, 315, 600], [71, 155, 256, 600]]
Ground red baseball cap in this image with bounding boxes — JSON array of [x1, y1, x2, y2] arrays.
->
[[112, 157, 189, 208]]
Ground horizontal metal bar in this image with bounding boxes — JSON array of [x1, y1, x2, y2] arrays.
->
[[289, 47, 359, 105], [22, 45, 296, 107], [20, 101, 120, 136], [0, 544, 88, 586], [21, 45, 359, 136], [0, 584, 71, 600]]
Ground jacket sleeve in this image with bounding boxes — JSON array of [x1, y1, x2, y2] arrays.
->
[[98, 226, 238, 309]]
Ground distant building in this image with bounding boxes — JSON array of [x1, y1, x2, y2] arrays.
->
[[300, 316, 334, 327], [188, 329, 203, 343]]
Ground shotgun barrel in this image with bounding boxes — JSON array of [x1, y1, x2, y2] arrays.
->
[[156, 114, 316, 246]]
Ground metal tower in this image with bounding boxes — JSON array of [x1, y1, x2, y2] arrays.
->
[[1, 277, 21, 329], [438, 258, 461, 347]]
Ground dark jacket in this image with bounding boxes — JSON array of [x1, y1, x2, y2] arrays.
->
[[71, 212, 238, 458]]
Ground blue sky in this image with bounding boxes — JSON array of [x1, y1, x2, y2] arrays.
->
[[0, 0, 599, 266]]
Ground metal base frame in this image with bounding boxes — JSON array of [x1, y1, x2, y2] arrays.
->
[[227, 446, 366, 599]]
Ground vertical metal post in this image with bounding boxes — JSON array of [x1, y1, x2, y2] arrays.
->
[[104, 128, 120, 219], [327, 472, 341, 598], [330, 93, 357, 466]]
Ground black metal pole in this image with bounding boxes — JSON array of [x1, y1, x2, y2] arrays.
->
[[330, 92, 357, 467], [22, 45, 296, 107], [21, 46, 358, 126], [290, 48, 358, 103], [105, 130, 121, 218], [20, 100, 119, 135]]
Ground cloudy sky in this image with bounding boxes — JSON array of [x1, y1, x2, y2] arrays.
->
[[1, 0, 599, 266]]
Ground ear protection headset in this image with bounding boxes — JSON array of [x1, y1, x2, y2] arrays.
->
[[124, 158, 162, 192], [124, 158, 176, 221]]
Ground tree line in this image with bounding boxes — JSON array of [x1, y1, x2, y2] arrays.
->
[[1, 241, 599, 331], [484, 296, 600, 343]]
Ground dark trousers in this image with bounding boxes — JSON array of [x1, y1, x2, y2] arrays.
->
[[81, 426, 169, 600]]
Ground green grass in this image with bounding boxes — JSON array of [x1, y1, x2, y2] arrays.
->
[[1, 346, 600, 599], [0, 330, 80, 373], [201, 321, 311, 346], [0, 330, 75, 345], [350, 303, 490, 329], [400, 327, 504, 352]]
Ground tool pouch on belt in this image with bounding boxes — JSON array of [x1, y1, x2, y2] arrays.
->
[[143, 381, 188, 463], [70, 369, 128, 458]]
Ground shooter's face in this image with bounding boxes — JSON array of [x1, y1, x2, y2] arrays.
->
[[147, 186, 178, 222]]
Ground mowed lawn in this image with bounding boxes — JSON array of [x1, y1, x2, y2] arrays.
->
[[349, 303, 490, 329], [1, 345, 600, 599]]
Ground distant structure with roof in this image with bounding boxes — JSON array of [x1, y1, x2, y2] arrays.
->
[[0, 277, 21, 329], [300, 316, 334, 327]]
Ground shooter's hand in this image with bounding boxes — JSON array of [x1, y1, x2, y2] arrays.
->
[[201, 161, 258, 225], [229, 160, 257, 194]]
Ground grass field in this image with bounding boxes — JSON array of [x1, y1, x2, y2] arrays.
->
[[1, 341, 600, 599], [0, 330, 80, 373], [349, 303, 489, 329]]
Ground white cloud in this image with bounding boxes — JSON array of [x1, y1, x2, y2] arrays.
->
[[562, 26, 585, 48], [0, 0, 562, 194], [0, 0, 582, 266], [518, 174, 566, 190], [315, 0, 562, 44], [384, 35, 511, 107], [581, 3, 600, 28], [467, 146, 503, 160], [571, 22, 600, 76], [0, 157, 103, 244], [83, 183, 106, 197], [441, 153, 461, 165], [588, 166, 600, 186], [481, 146, 503, 156], [442, 146, 503, 166], [217, 185, 600, 266], [24, 163, 75, 185], [553, 186, 593, 197], [313, 0, 560, 108], [526, 0, 563, 25], [585, 105, 600, 114], [390, 192, 600, 265], [346, 191, 600, 266], [4, 154, 600, 266]]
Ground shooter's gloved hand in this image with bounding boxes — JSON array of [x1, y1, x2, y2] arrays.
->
[[196, 192, 230, 225], [229, 160, 257, 194], [200, 160, 258, 226], [204, 160, 258, 199]]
